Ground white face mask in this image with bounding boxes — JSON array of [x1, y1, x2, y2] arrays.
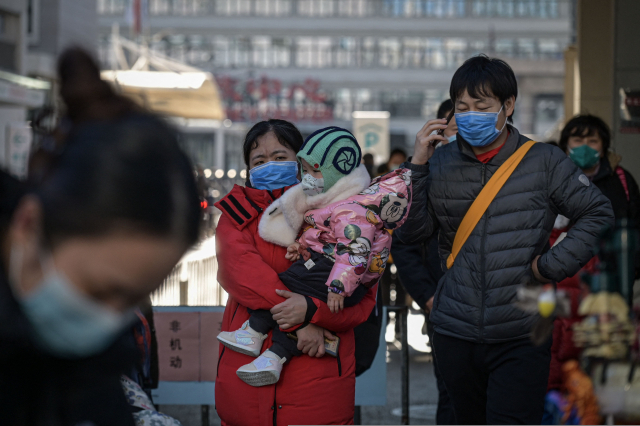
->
[[300, 173, 324, 196], [9, 246, 134, 358]]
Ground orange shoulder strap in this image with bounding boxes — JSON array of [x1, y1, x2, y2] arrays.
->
[[446, 140, 536, 269]]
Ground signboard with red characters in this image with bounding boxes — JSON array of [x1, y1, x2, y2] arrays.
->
[[216, 75, 334, 123], [154, 307, 224, 382]]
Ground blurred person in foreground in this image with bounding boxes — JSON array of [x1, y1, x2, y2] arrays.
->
[[0, 48, 200, 425], [391, 98, 457, 425], [547, 115, 640, 391], [395, 55, 614, 424]]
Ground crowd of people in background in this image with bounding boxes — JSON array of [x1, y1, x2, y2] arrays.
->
[[0, 46, 637, 426]]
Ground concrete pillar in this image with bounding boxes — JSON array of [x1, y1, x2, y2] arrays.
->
[[563, 45, 580, 122], [577, 0, 615, 128]]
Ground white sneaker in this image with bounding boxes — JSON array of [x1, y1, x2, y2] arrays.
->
[[217, 320, 267, 357], [236, 350, 286, 387]]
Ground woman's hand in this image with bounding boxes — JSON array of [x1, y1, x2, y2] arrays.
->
[[295, 324, 336, 358], [413, 119, 448, 165], [271, 289, 308, 329]]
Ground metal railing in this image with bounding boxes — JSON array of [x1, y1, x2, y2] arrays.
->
[[99, 0, 571, 19]]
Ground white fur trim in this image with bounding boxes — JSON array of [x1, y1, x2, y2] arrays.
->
[[554, 214, 570, 230], [259, 165, 371, 247]]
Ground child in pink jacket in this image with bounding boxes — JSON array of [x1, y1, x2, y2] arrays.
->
[[217, 127, 412, 386]]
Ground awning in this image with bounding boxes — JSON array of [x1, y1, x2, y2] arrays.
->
[[0, 70, 49, 108], [101, 70, 226, 121]]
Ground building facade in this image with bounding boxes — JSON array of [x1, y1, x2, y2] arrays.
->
[[97, 0, 570, 167]]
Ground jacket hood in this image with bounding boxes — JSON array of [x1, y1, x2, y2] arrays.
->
[[259, 164, 371, 246]]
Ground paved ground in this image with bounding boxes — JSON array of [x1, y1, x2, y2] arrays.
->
[[159, 312, 441, 426]]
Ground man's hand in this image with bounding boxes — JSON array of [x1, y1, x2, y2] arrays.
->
[[413, 119, 448, 165], [425, 296, 434, 313], [327, 292, 345, 313], [295, 324, 334, 358], [271, 289, 308, 329], [531, 255, 552, 284], [285, 243, 301, 262]]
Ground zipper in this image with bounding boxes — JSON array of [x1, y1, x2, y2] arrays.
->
[[216, 347, 226, 378], [337, 349, 342, 376], [479, 164, 487, 342], [272, 385, 278, 426]]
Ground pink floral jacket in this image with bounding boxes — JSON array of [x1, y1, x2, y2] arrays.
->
[[259, 165, 412, 297]]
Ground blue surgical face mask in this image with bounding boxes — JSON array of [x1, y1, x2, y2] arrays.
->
[[447, 134, 457, 143], [249, 161, 299, 191], [10, 247, 134, 358], [455, 105, 507, 147]]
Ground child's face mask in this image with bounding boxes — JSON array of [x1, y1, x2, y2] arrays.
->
[[301, 173, 324, 196]]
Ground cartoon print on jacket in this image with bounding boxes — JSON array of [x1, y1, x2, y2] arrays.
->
[[360, 183, 379, 195], [368, 247, 390, 275], [379, 193, 409, 229], [305, 214, 316, 227], [258, 165, 412, 298], [336, 224, 372, 275]]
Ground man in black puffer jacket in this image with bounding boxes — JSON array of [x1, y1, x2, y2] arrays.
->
[[396, 56, 615, 424]]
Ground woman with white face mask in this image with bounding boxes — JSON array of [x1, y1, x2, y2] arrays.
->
[[0, 48, 200, 426]]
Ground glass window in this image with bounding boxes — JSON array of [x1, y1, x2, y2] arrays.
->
[[379, 38, 401, 68], [538, 38, 562, 59], [517, 38, 536, 59], [495, 39, 515, 57], [402, 37, 423, 68], [298, 0, 335, 16], [215, 0, 251, 15], [255, 0, 292, 16], [425, 38, 445, 69], [336, 37, 356, 67]]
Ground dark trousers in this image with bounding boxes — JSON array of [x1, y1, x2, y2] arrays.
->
[[249, 250, 367, 361], [432, 332, 551, 425], [427, 322, 456, 425]]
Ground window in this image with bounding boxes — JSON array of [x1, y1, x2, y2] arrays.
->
[[215, 0, 251, 15], [298, 0, 335, 16], [255, 0, 292, 16], [379, 38, 401, 69]]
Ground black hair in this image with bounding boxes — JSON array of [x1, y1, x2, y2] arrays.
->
[[31, 48, 200, 248], [389, 148, 407, 160], [449, 55, 518, 123], [437, 99, 454, 119], [242, 119, 304, 167], [559, 114, 611, 154]]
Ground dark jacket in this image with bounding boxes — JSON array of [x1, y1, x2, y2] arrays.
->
[[0, 267, 136, 426], [592, 153, 640, 278], [391, 233, 443, 310], [396, 126, 615, 343]]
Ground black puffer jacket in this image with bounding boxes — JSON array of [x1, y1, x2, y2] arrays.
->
[[396, 126, 615, 343]]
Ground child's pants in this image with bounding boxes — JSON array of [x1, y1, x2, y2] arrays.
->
[[248, 250, 367, 361]]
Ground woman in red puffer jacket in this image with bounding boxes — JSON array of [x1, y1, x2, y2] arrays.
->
[[214, 120, 378, 426]]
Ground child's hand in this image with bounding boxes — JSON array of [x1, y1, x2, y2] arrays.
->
[[327, 292, 344, 314], [285, 243, 301, 262], [297, 244, 311, 262]]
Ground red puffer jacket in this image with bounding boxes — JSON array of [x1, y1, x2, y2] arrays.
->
[[214, 184, 378, 426]]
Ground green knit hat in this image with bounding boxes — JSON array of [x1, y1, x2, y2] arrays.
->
[[297, 126, 362, 192]]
